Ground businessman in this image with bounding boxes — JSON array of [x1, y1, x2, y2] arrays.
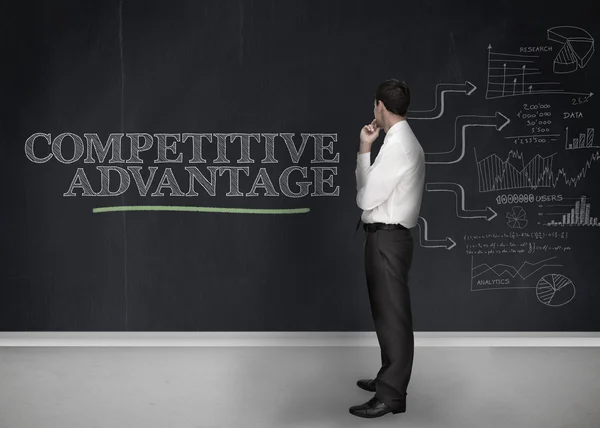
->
[[349, 79, 425, 418]]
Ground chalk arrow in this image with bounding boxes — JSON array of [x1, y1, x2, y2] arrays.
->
[[416, 216, 456, 250], [524, 90, 594, 97], [574, 92, 594, 100], [407, 81, 477, 120], [494, 112, 510, 131], [425, 182, 497, 221], [424, 112, 510, 164]]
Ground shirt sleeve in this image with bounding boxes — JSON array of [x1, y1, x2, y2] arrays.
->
[[355, 152, 371, 191], [355, 145, 413, 211]]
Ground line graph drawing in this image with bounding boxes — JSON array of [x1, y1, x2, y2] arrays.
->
[[425, 182, 497, 220], [565, 127, 598, 150], [470, 256, 562, 291], [506, 206, 528, 228], [485, 45, 593, 99], [474, 148, 600, 192], [424, 113, 510, 164], [547, 26, 594, 74], [536, 273, 576, 306], [416, 216, 456, 250], [407, 81, 477, 120], [472, 256, 561, 280]]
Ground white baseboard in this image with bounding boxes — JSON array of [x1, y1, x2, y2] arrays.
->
[[1, 332, 600, 347]]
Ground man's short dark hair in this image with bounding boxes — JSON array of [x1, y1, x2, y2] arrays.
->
[[374, 79, 410, 116]]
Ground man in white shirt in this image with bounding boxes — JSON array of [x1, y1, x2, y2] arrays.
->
[[349, 79, 425, 418]]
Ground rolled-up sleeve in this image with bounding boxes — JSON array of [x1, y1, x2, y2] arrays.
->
[[355, 146, 412, 211]]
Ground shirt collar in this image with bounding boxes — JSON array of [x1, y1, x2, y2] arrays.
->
[[384, 119, 406, 140]]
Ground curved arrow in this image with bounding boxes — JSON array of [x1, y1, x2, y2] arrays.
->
[[416, 216, 456, 250], [407, 81, 477, 120], [425, 112, 510, 164], [425, 182, 497, 221]]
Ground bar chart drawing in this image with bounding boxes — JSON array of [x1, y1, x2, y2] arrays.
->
[[475, 148, 600, 192], [485, 45, 593, 99], [565, 127, 598, 150], [536, 273, 576, 307], [542, 195, 600, 227]]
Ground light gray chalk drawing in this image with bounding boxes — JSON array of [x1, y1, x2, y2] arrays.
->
[[425, 113, 510, 165], [416, 216, 456, 250], [470, 256, 562, 291], [536, 273, 576, 306], [542, 195, 600, 227], [475, 148, 600, 192], [506, 206, 528, 228], [565, 127, 598, 150], [486, 45, 593, 99], [407, 81, 477, 120], [547, 26, 594, 74], [425, 182, 497, 220]]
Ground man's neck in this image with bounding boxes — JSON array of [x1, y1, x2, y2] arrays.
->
[[384, 116, 405, 133]]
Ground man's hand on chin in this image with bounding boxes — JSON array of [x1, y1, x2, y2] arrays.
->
[[359, 119, 380, 153]]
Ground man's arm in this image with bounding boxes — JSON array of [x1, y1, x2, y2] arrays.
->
[[355, 137, 377, 190], [355, 151, 370, 191], [355, 146, 412, 211]]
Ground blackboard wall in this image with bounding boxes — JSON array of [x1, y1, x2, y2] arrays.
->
[[2, 0, 599, 331]]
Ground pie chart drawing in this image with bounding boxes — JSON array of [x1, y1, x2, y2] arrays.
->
[[547, 26, 595, 74], [506, 206, 528, 229], [536, 274, 576, 307]]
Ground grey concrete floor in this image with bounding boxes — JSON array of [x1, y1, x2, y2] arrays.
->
[[0, 347, 599, 428]]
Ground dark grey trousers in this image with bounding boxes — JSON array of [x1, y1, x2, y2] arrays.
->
[[364, 227, 415, 412]]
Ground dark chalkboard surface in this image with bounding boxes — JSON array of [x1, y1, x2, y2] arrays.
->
[[2, 0, 598, 331]]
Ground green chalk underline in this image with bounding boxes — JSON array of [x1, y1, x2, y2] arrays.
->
[[92, 206, 310, 214]]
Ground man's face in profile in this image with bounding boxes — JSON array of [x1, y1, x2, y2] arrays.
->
[[373, 100, 383, 128]]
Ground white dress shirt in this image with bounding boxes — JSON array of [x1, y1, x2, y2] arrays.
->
[[355, 119, 425, 228]]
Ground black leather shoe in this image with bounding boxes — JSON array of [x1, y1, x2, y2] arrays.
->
[[356, 378, 376, 392], [349, 395, 406, 418]]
